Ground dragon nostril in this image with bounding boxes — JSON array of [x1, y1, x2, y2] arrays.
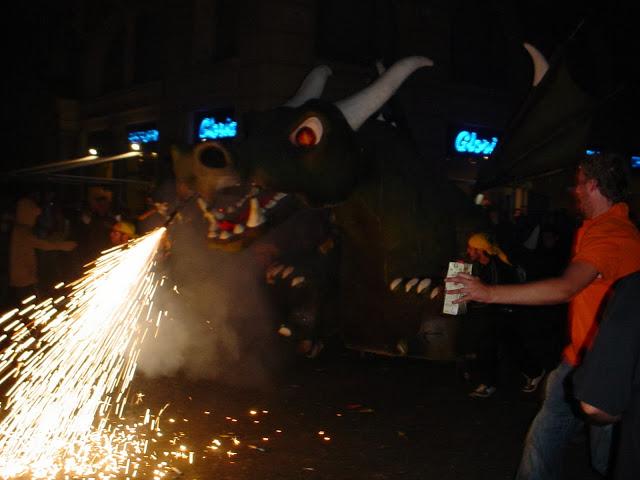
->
[[199, 147, 228, 168]]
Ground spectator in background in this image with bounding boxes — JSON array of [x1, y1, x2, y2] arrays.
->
[[8, 197, 77, 306], [109, 221, 137, 246], [70, 186, 116, 271], [137, 192, 171, 235], [458, 232, 521, 398], [35, 190, 75, 297], [514, 222, 571, 394]]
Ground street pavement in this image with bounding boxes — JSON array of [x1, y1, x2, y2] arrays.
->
[[128, 345, 603, 480]]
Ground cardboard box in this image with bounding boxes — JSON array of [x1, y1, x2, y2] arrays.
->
[[443, 261, 473, 315]]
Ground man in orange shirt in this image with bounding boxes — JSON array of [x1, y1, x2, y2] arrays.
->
[[448, 152, 640, 479]]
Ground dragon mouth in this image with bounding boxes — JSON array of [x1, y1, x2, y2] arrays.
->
[[196, 185, 299, 251]]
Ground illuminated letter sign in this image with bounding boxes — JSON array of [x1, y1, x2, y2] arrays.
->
[[454, 130, 498, 156], [198, 117, 238, 140], [128, 129, 159, 144]]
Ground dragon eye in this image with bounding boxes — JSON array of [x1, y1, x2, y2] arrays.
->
[[290, 116, 323, 147], [295, 127, 316, 146]]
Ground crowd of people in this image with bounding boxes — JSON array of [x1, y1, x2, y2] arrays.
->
[[0, 151, 638, 478], [0, 184, 170, 311], [450, 152, 640, 480]]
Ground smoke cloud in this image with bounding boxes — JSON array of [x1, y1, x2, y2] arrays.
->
[[137, 219, 281, 388]]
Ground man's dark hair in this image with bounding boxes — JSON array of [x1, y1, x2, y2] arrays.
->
[[579, 152, 628, 203]]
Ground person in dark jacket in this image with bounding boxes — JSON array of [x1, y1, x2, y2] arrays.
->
[[459, 232, 520, 398], [574, 271, 640, 480]]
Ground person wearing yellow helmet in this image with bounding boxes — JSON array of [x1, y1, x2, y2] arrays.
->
[[110, 221, 137, 246], [460, 231, 521, 399], [466, 232, 511, 266]]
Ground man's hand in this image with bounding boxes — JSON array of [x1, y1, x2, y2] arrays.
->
[[446, 273, 493, 304], [580, 401, 621, 425]]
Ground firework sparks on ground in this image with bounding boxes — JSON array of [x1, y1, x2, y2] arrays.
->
[[0, 228, 171, 479]]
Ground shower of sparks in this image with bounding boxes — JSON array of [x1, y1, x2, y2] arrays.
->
[[0, 228, 172, 479]]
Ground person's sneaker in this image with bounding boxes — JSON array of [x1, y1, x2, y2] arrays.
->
[[522, 369, 546, 393], [469, 384, 496, 399]]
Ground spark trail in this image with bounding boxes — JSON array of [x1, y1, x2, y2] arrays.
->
[[0, 227, 169, 478]]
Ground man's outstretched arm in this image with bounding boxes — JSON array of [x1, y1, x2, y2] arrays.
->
[[447, 261, 599, 306]]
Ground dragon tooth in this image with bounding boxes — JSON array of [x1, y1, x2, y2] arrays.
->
[[268, 264, 284, 277], [390, 278, 402, 291], [430, 286, 441, 300], [396, 339, 408, 355], [207, 216, 218, 230], [291, 276, 305, 287], [196, 198, 219, 229], [274, 193, 287, 200], [266, 264, 284, 284], [277, 325, 292, 337], [417, 278, 432, 294], [281, 266, 294, 279], [246, 197, 266, 227], [196, 198, 209, 211], [405, 278, 419, 292], [265, 200, 277, 209], [233, 224, 245, 234], [219, 231, 231, 240]]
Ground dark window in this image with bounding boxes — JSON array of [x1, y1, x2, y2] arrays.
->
[[316, 0, 378, 65], [450, 0, 510, 90], [134, 13, 165, 83], [103, 28, 126, 93], [212, 0, 237, 62]]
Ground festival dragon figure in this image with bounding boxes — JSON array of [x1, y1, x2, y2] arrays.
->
[[173, 56, 487, 358]]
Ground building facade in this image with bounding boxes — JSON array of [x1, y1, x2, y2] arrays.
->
[[14, 0, 618, 216]]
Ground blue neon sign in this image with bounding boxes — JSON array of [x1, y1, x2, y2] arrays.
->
[[631, 156, 640, 169], [128, 129, 159, 144], [454, 130, 498, 156], [198, 117, 238, 140]]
